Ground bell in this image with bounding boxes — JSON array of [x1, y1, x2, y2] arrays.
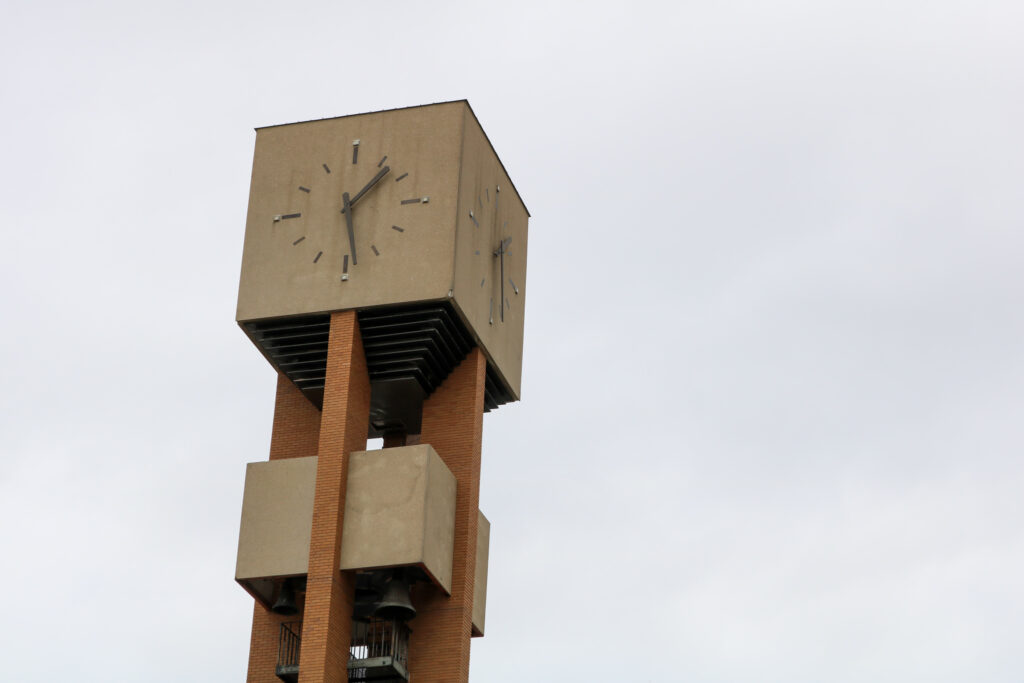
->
[[271, 579, 299, 616], [373, 574, 416, 622]]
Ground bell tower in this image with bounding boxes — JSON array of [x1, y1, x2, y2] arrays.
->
[[232, 101, 528, 683]]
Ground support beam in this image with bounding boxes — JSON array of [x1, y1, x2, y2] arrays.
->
[[298, 311, 371, 683], [247, 374, 324, 683], [407, 348, 487, 682]]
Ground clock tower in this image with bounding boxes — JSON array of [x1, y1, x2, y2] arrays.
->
[[232, 101, 529, 683]]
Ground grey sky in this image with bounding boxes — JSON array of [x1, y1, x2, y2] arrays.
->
[[1, 1, 1022, 681]]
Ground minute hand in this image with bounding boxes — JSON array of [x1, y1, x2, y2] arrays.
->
[[344, 166, 391, 210], [494, 237, 511, 323]]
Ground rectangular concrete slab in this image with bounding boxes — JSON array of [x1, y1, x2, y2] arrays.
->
[[472, 511, 490, 637], [235, 445, 458, 597], [340, 445, 457, 594], [235, 457, 318, 582]]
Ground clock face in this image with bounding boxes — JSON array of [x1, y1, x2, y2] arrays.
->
[[271, 139, 434, 283], [450, 131, 528, 400], [467, 183, 522, 327]]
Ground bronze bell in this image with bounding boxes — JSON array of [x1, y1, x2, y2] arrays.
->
[[373, 573, 416, 622], [271, 579, 299, 616]]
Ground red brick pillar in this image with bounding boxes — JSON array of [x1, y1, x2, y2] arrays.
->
[[247, 374, 325, 683], [299, 311, 371, 683], [269, 373, 323, 462], [407, 348, 487, 682], [248, 602, 299, 683]]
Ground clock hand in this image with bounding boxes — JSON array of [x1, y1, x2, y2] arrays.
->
[[345, 166, 391, 210], [342, 192, 357, 265], [493, 237, 512, 323]]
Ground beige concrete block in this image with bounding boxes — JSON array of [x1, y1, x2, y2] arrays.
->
[[234, 445, 457, 598], [340, 445, 457, 594], [472, 511, 490, 637], [236, 101, 529, 400], [449, 106, 529, 400], [235, 456, 318, 582]]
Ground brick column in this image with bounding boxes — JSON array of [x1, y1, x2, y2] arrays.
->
[[246, 603, 293, 683], [247, 374, 325, 683], [407, 347, 487, 682], [269, 373, 323, 462], [299, 311, 370, 683]]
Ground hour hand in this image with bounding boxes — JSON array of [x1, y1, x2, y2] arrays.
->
[[345, 166, 391, 210]]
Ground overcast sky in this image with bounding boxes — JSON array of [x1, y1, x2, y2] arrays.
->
[[2, 1, 1022, 681]]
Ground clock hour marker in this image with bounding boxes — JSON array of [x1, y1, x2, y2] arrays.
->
[[469, 210, 478, 227], [323, 163, 331, 174], [391, 225, 405, 232], [400, 196, 429, 205], [486, 188, 490, 202], [342, 254, 349, 281], [480, 278, 485, 287], [352, 139, 359, 164], [313, 251, 322, 264], [506, 297, 511, 310], [509, 278, 519, 294], [489, 298, 493, 325], [371, 244, 380, 256], [395, 172, 408, 182], [274, 213, 301, 222], [292, 236, 305, 245], [378, 155, 388, 168], [299, 186, 311, 193]]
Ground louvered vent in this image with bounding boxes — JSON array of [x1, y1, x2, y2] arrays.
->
[[245, 315, 331, 407], [359, 305, 474, 394], [243, 303, 514, 426]]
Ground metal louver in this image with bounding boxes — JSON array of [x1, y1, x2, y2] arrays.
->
[[243, 303, 514, 429]]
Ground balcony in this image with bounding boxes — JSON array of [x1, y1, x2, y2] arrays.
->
[[348, 619, 411, 681], [275, 619, 410, 683]]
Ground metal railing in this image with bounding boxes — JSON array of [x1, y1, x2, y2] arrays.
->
[[274, 618, 410, 682], [277, 621, 302, 671], [349, 618, 410, 670]]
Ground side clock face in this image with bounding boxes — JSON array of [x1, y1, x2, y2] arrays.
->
[[468, 183, 522, 326], [270, 139, 433, 282]]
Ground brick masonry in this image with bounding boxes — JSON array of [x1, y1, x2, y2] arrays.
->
[[269, 373, 322, 462], [244, 318, 485, 683], [298, 311, 369, 683], [246, 375, 324, 682], [407, 348, 487, 682]]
